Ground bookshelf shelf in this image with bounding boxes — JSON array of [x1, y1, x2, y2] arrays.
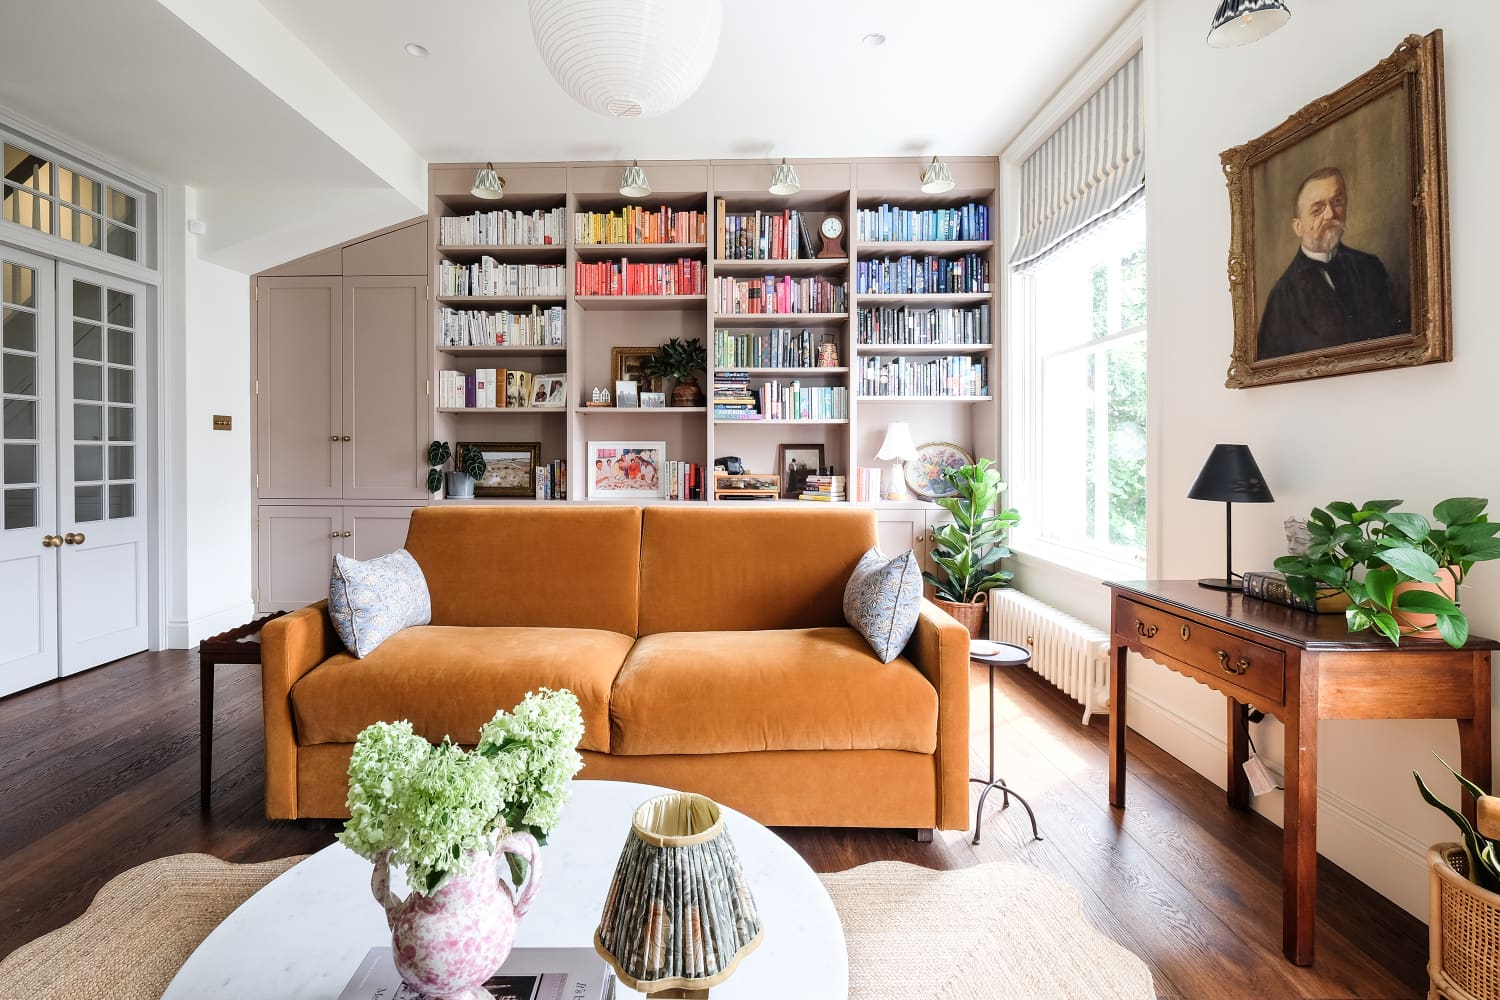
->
[[713, 418, 850, 425], [437, 295, 567, 307], [855, 240, 994, 256], [436, 407, 570, 414], [713, 312, 849, 326], [716, 366, 849, 375], [574, 294, 708, 311], [438, 345, 567, 355], [573, 406, 708, 415], [437, 244, 566, 260], [853, 344, 990, 355], [574, 242, 708, 261], [854, 293, 991, 306], [856, 395, 993, 403], [712, 258, 849, 275]]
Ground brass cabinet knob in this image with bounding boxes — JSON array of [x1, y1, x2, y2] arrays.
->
[[342, 531, 352, 537], [42, 534, 63, 548], [64, 532, 85, 545], [329, 531, 340, 539], [341, 435, 351, 442], [1217, 650, 1249, 675], [330, 435, 340, 442], [1134, 619, 1158, 639]]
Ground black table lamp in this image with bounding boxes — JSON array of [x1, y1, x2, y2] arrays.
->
[[1187, 444, 1274, 590]]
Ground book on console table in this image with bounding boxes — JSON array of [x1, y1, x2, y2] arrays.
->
[[1241, 570, 1350, 614], [337, 945, 615, 1000]]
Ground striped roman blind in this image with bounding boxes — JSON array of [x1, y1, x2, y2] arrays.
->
[[1011, 51, 1144, 271]]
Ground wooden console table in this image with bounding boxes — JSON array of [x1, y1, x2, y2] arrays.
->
[[1106, 580, 1494, 966]]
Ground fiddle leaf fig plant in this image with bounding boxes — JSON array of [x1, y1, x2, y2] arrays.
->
[[1274, 497, 1500, 648], [921, 459, 1021, 605], [425, 440, 485, 494]]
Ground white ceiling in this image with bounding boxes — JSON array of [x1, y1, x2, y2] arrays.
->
[[260, 0, 1139, 162], [0, 0, 1139, 270]]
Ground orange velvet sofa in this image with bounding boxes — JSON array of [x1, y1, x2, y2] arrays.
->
[[261, 504, 971, 832]]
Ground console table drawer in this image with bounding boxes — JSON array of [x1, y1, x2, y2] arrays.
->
[[1116, 597, 1286, 705]]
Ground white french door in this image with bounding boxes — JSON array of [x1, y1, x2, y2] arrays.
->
[[0, 246, 58, 693], [0, 246, 149, 696]]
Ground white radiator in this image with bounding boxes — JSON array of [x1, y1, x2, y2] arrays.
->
[[989, 590, 1112, 726]]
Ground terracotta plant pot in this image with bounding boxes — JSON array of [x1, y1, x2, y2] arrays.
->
[[1392, 564, 1459, 638], [934, 592, 987, 639]]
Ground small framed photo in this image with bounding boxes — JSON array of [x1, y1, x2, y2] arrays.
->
[[464, 441, 540, 498], [640, 391, 666, 409], [776, 443, 824, 498], [588, 441, 665, 499], [615, 380, 639, 409], [612, 346, 658, 387], [531, 372, 567, 408]]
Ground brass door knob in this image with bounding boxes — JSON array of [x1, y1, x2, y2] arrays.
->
[[330, 435, 340, 442], [341, 435, 351, 442], [329, 531, 340, 539], [64, 532, 85, 545], [341, 531, 352, 538], [42, 534, 62, 548]]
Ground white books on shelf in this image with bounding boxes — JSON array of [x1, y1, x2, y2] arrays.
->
[[337, 945, 614, 1000]]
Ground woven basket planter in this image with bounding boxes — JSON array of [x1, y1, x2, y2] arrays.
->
[[933, 593, 987, 639], [1428, 843, 1500, 1000]]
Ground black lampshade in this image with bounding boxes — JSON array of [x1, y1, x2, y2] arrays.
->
[[1187, 444, 1274, 504]]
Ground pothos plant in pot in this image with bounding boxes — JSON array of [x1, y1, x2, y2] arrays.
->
[[647, 337, 707, 407], [921, 458, 1021, 638], [426, 440, 486, 500], [1274, 497, 1500, 648]]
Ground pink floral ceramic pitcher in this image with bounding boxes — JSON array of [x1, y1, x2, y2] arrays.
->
[[370, 832, 541, 1000]]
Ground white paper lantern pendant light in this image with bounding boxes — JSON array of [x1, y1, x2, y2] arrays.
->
[[528, 0, 723, 119]]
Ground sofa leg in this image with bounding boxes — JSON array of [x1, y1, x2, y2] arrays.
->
[[913, 828, 934, 843]]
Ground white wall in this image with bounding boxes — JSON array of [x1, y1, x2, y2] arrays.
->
[[1019, 0, 1500, 920], [164, 187, 255, 645]]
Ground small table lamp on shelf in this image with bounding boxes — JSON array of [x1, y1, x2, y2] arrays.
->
[[876, 422, 920, 501], [595, 792, 763, 998], [1187, 443, 1275, 590]]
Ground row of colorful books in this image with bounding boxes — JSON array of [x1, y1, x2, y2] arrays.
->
[[574, 258, 705, 297], [574, 205, 708, 246], [438, 306, 565, 347], [799, 474, 847, 502], [856, 201, 990, 242], [856, 304, 991, 345], [712, 275, 847, 315], [711, 370, 758, 420], [438, 259, 565, 297], [536, 459, 567, 500], [857, 356, 987, 398], [854, 253, 990, 295], [437, 368, 567, 409], [713, 327, 837, 369], [848, 467, 886, 503], [715, 202, 820, 261], [437, 208, 566, 247]]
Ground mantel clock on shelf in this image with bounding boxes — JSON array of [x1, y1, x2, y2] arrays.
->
[[817, 216, 845, 259]]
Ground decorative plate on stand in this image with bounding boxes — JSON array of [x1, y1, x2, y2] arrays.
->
[[905, 442, 974, 500]]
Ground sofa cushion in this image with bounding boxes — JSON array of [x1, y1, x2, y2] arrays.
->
[[842, 546, 922, 663], [638, 506, 878, 634], [289, 626, 630, 752], [327, 548, 431, 658], [610, 628, 937, 755], [402, 506, 642, 635]]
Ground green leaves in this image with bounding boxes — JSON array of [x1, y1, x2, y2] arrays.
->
[[1414, 757, 1500, 893], [924, 458, 1020, 604]]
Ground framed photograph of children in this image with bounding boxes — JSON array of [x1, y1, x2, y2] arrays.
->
[[776, 443, 824, 498], [1221, 30, 1449, 388], [587, 441, 665, 499], [531, 373, 567, 408], [464, 441, 539, 498]]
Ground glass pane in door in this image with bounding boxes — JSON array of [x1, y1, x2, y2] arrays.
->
[[70, 278, 134, 523], [2, 260, 40, 530]]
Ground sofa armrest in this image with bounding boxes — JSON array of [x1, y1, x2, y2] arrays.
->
[[261, 600, 341, 818], [905, 598, 972, 831]]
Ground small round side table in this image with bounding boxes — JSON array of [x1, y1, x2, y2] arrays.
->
[[969, 639, 1043, 845]]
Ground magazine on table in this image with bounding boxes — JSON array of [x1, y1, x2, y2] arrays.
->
[[337, 945, 615, 1000]]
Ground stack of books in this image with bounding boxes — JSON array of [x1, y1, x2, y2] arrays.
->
[[800, 474, 847, 502], [712, 371, 759, 420]]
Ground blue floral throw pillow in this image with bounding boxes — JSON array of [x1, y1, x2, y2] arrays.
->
[[328, 548, 431, 658], [843, 546, 922, 663]]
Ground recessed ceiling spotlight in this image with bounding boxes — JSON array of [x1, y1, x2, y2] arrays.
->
[[404, 43, 429, 57], [861, 33, 886, 47]]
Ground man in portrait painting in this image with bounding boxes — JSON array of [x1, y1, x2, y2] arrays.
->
[[1256, 167, 1408, 360]]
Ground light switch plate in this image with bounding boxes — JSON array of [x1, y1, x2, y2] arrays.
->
[[213, 414, 232, 430]]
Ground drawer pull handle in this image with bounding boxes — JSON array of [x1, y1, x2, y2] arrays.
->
[[1217, 650, 1250, 675], [1181, 624, 1191, 640], [1135, 620, 1158, 639]]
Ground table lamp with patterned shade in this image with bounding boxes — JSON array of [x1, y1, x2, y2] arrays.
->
[[595, 792, 763, 998]]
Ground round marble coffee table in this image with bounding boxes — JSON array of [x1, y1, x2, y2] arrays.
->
[[162, 780, 847, 999]]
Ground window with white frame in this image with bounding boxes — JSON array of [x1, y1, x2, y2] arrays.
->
[[3, 137, 145, 265], [1007, 50, 1145, 565]]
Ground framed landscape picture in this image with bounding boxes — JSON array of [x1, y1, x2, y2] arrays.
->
[[465, 441, 539, 498], [612, 346, 657, 388], [1221, 30, 1449, 388], [587, 440, 665, 500]]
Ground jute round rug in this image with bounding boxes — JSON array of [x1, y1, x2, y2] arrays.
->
[[0, 855, 1153, 999]]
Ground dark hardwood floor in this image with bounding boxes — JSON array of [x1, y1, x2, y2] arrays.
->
[[0, 648, 1426, 998]]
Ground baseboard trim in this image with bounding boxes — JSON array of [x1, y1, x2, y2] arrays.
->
[[1124, 684, 1431, 920], [166, 601, 257, 649]]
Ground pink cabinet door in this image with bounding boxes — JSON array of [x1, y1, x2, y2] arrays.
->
[[343, 276, 428, 501], [255, 505, 341, 612], [256, 278, 341, 499]]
